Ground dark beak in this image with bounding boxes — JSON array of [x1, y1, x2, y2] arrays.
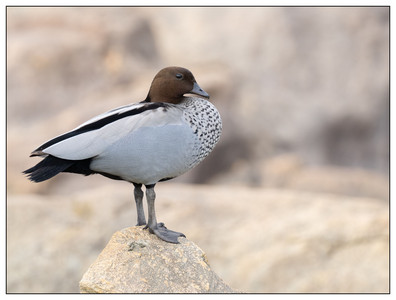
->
[[189, 82, 210, 99]]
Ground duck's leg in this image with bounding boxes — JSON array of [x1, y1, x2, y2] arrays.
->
[[144, 184, 186, 244], [133, 183, 146, 226]]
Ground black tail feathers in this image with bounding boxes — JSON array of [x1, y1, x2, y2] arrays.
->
[[24, 155, 120, 183], [23, 155, 75, 182]]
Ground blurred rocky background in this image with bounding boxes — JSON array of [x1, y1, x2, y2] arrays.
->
[[7, 7, 389, 293]]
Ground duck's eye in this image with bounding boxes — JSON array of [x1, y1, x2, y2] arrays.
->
[[175, 73, 183, 80]]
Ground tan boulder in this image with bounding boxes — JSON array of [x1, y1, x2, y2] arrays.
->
[[79, 226, 234, 293]]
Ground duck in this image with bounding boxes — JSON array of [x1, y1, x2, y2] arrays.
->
[[23, 66, 222, 244]]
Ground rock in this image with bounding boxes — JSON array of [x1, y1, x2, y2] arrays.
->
[[79, 226, 234, 293]]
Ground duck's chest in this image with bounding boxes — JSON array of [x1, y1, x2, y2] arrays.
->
[[181, 98, 222, 164]]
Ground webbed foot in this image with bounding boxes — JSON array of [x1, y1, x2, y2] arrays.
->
[[144, 222, 186, 244]]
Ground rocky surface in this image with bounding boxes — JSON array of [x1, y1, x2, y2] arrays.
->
[[7, 183, 389, 293], [79, 226, 234, 293], [213, 154, 389, 201]]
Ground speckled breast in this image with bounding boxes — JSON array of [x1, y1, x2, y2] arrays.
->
[[181, 97, 222, 167]]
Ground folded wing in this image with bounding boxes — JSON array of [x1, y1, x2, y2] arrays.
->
[[31, 102, 184, 160]]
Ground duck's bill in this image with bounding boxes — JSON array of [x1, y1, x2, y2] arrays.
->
[[189, 82, 210, 99]]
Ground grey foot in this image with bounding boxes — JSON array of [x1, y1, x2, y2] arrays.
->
[[145, 222, 186, 244]]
